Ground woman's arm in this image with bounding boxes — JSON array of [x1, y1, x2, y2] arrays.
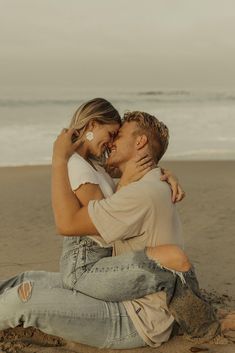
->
[[104, 145, 185, 200], [110, 155, 185, 202], [74, 183, 104, 207], [116, 154, 154, 191], [51, 129, 99, 236], [160, 168, 185, 203]]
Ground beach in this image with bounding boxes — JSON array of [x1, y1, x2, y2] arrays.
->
[[0, 161, 234, 353]]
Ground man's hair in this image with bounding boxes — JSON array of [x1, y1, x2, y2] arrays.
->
[[123, 111, 169, 162]]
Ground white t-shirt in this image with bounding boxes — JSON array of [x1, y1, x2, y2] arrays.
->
[[68, 153, 116, 246]]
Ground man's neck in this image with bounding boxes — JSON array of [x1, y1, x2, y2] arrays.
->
[[118, 159, 158, 176]]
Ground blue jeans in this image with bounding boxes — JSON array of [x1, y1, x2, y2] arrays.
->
[[0, 271, 147, 348], [60, 236, 220, 339], [0, 239, 220, 347], [60, 236, 180, 301]]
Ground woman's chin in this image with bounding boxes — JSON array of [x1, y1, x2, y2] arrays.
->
[[91, 147, 102, 158]]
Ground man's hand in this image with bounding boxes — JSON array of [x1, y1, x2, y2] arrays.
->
[[52, 128, 81, 164], [160, 168, 185, 203]]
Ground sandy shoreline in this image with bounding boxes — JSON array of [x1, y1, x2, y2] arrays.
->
[[0, 161, 234, 352]]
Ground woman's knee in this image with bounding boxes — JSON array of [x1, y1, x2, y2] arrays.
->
[[146, 245, 191, 272]]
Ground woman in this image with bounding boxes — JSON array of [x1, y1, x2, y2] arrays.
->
[[59, 97, 187, 301]]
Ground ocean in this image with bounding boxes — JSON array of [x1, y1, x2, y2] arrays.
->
[[1, 87, 235, 166]]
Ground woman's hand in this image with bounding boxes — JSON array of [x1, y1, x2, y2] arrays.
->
[[117, 152, 154, 190], [160, 168, 185, 203], [52, 128, 81, 164]]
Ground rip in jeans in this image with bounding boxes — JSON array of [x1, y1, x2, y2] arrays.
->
[[18, 281, 33, 303]]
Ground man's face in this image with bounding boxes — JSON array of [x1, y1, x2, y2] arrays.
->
[[107, 121, 138, 168]]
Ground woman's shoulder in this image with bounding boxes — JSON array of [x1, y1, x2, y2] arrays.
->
[[68, 154, 99, 191], [68, 153, 94, 172]]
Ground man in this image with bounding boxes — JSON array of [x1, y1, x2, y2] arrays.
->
[[51, 111, 220, 346]]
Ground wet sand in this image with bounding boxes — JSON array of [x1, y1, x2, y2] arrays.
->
[[0, 161, 234, 353]]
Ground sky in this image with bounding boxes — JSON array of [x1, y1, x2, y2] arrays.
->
[[1, 0, 235, 90]]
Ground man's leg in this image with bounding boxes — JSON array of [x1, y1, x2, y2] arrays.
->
[[0, 281, 146, 349]]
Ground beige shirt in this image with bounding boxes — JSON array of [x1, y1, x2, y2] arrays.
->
[[88, 167, 183, 347]]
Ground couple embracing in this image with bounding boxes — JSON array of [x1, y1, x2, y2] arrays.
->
[[0, 98, 233, 349]]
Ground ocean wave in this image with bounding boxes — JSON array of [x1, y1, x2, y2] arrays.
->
[[0, 98, 83, 108], [138, 90, 191, 96], [167, 148, 235, 160], [137, 91, 235, 102], [2, 91, 235, 107]]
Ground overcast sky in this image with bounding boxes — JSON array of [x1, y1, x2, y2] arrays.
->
[[1, 0, 235, 90]]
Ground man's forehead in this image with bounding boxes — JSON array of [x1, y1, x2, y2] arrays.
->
[[119, 121, 137, 134]]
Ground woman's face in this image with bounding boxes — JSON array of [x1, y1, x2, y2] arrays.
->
[[88, 122, 120, 157]]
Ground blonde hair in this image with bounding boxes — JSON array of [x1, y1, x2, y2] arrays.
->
[[123, 111, 169, 162], [69, 98, 121, 133]]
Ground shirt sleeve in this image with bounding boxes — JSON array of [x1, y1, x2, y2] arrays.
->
[[68, 155, 99, 191], [88, 184, 149, 244]]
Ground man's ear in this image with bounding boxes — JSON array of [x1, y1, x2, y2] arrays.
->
[[136, 134, 148, 150]]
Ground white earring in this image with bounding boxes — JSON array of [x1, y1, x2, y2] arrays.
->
[[86, 131, 94, 141]]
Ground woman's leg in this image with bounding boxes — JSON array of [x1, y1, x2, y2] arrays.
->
[[0, 281, 146, 349], [60, 237, 193, 302], [60, 236, 113, 291]]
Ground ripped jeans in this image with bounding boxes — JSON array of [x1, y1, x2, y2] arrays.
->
[[0, 238, 219, 348], [60, 236, 179, 301], [60, 236, 220, 339], [0, 271, 146, 348]]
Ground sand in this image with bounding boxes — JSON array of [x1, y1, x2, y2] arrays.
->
[[0, 161, 234, 353]]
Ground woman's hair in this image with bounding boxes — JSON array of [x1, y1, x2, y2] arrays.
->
[[69, 98, 121, 131]]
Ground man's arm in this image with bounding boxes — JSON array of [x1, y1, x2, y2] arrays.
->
[[51, 129, 99, 236]]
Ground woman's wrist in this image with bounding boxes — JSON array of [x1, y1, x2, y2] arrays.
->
[[118, 176, 130, 187], [52, 156, 69, 167]]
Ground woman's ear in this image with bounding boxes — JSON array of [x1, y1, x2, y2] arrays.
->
[[87, 119, 97, 130], [136, 134, 148, 150]]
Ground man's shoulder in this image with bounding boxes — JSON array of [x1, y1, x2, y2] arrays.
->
[[142, 167, 161, 181], [139, 168, 167, 191], [138, 168, 171, 200]]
